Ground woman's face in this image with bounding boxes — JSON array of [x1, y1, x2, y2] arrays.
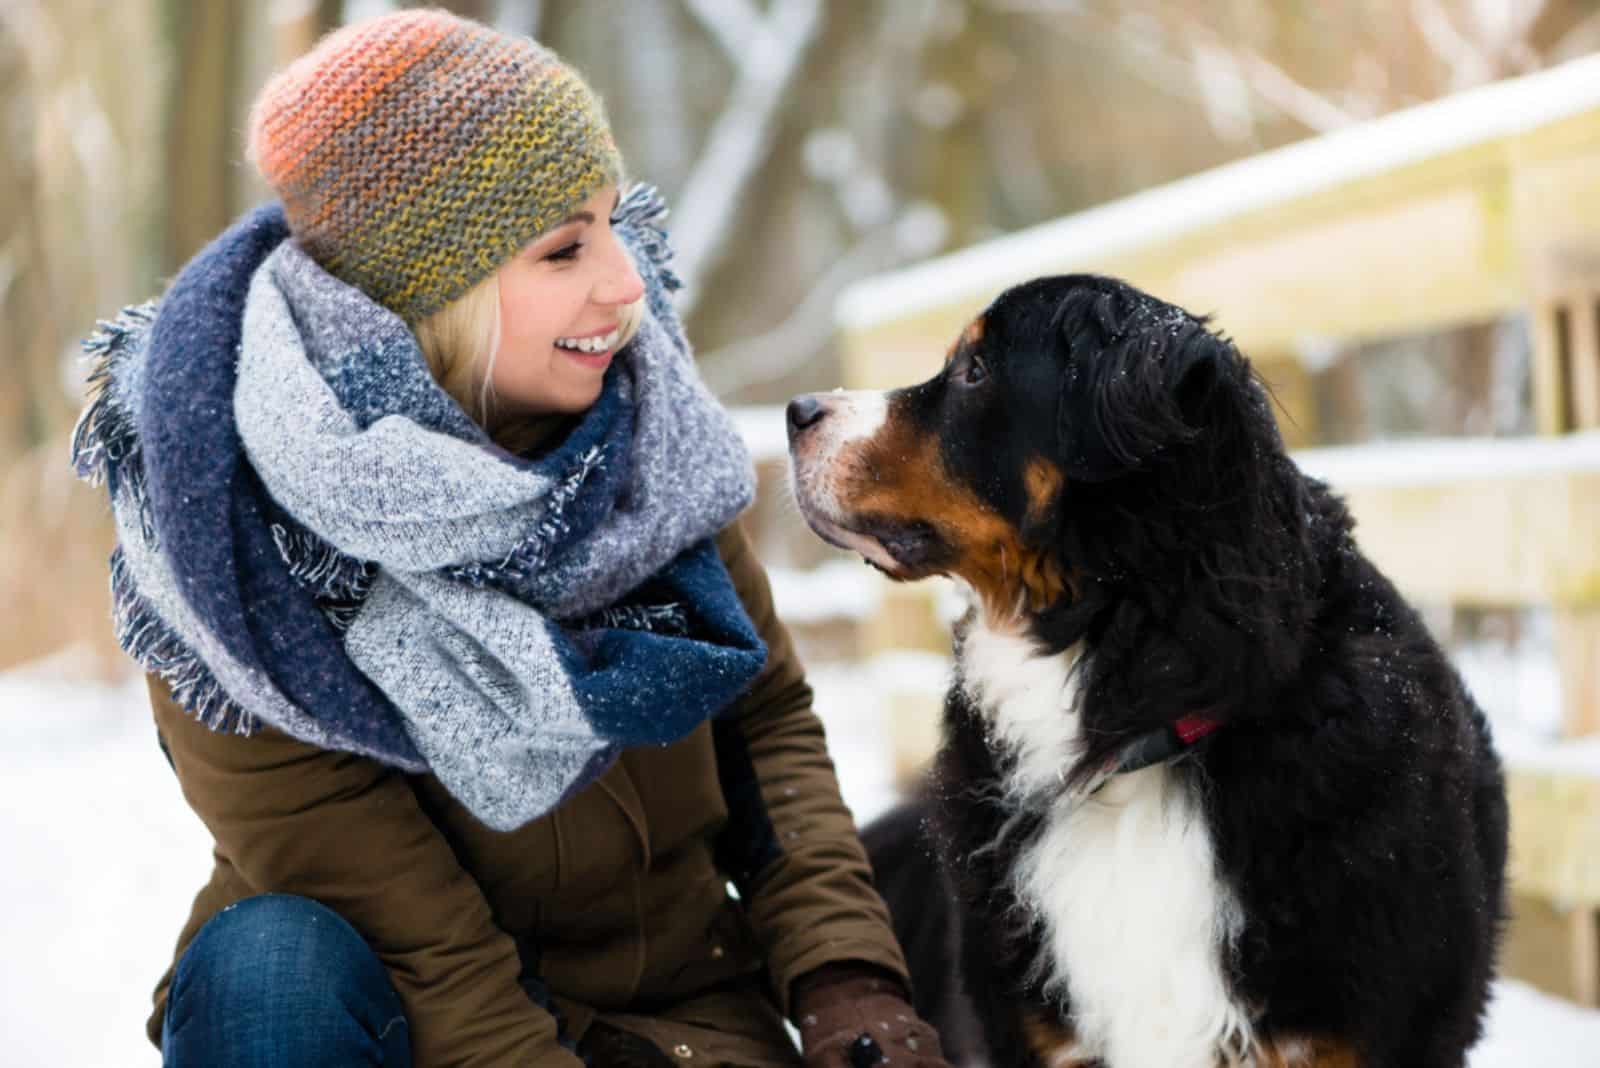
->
[[485, 184, 645, 420]]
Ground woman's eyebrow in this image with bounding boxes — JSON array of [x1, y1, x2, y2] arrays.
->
[[558, 192, 622, 227]]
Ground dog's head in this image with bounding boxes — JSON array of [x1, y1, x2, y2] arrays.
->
[[787, 274, 1297, 627]]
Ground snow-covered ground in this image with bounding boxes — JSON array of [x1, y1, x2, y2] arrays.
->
[[2, 662, 1598, 1066]]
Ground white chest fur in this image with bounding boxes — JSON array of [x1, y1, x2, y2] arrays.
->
[[958, 617, 1255, 1068]]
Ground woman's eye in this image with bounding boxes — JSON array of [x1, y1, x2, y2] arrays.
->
[[544, 241, 582, 263]]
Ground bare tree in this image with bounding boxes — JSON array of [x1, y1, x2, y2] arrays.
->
[[694, 0, 969, 397], [992, 0, 1600, 142], [0, 0, 170, 672], [671, 0, 825, 314]]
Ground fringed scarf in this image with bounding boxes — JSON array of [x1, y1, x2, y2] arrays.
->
[[71, 187, 766, 830]]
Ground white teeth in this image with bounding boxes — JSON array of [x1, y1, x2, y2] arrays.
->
[[556, 329, 620, 354]]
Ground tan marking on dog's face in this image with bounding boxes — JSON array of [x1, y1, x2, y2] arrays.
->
[[786, 390, 902, 572], [832, 406, 949, 577], [1024, 456, 1065, 527], [846, 415, 1066, 620], [1020, 1010, 1092, 1068], [789, 384, 1073, 621]]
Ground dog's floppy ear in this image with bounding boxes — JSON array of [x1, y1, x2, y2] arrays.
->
[[1053, 284, 1223, 482]]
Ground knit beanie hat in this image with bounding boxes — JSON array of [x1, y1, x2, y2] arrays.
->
[[247, 8, 623, 323]]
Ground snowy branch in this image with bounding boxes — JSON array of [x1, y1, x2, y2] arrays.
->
[[672, 0, 825, 315], [699, 203, 947, 398], [699, 235, 894, 397], [681, 0, 764, 61], [1152, 10, 1366, 132], [1550, 8, 1600, 62], [1412, 0, 1496, 89], [1185, 39, 1258, 144], [1467, 0, 1548, 64], [997, 0, 1364, 136], [1227, 44, 1364, 132]]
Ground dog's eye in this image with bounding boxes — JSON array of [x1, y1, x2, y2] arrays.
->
[[962, 357, 989, 386]]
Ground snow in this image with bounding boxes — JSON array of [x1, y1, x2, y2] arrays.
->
[[0, 669, 211, 1068], [730, 404, 791, 464], [766, 560, 883, 622], [1294, 431, 1600, 489], [837, 52, 1600, 331], [1471, 980, 1600, 1068], [3, 658, 1599, 1065], [1497, 729, 1600, 778]]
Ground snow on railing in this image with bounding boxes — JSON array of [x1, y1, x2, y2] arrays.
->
[[1294, 431, 1600, 489]]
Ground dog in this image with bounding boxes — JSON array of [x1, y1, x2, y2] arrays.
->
[[787, 275, 1507, 1068]]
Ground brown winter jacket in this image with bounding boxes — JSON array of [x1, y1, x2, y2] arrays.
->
[[144, 520, 908, 1067]]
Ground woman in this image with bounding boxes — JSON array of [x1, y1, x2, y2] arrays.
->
[[71, 10, 949, 1067]]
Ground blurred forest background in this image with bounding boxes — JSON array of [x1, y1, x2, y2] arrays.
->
[[4, 0, 1600, 672]]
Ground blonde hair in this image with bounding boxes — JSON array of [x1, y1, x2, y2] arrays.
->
[[412, 273, 645, 453]]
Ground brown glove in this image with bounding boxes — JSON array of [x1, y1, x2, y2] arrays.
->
[[791, 962, 952, 1068]]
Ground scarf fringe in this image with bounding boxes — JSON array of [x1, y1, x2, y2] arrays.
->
[[449, 445, 605, 589], [273, 521, 379, 604], [270, 522, 376, 632], [613, 185, 681, 294], [71, 301, 161, 544], [576, 602, 689, 635], [71, 301, 377, 634], [71, 300, 158, 484], [108, 546, 259, 735]]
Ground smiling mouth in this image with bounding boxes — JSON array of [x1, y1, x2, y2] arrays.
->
[[555, 326, 621, 354]]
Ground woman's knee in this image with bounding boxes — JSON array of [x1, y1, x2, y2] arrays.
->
[[163, 894, 409, 1067]]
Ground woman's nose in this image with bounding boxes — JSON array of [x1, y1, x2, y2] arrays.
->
[[597, 240, 645, 306]]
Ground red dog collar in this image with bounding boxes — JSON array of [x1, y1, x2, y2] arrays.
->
[[1101, 714, 1222, 783]]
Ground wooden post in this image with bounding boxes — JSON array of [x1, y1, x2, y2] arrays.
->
[[1556, 607, 1600, 737], [1574, 907, 1600, 1007], [1524, 279, 1600, 737], [861, 581, 956, 783], [1517, 204, 1600, 996], [162, 0, 247, 273], [1530, 301, 1568, 435], [1530, 289, 1600, 434], [1253, 352, 1318, 450], [1569, 292, 1600, 430]]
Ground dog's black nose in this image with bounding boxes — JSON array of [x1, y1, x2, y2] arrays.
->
[[786, 394, 828, 436]]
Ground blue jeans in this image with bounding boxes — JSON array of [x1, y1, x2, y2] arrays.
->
[[162, 894, 411, 1066]]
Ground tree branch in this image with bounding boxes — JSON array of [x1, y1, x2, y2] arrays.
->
[[1412, 0, 1495, 89], [1550, 7, 1600, 62], [681, 0, 762, 61], [699, 202, 945, 398], [672, 0, 824, 314], [1230, 44, 1364, 131]]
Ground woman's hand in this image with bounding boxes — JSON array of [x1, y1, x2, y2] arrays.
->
[[792, 963, 954, 1068]]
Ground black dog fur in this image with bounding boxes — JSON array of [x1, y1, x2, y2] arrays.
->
[[848, 275, 1508, 1067]]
